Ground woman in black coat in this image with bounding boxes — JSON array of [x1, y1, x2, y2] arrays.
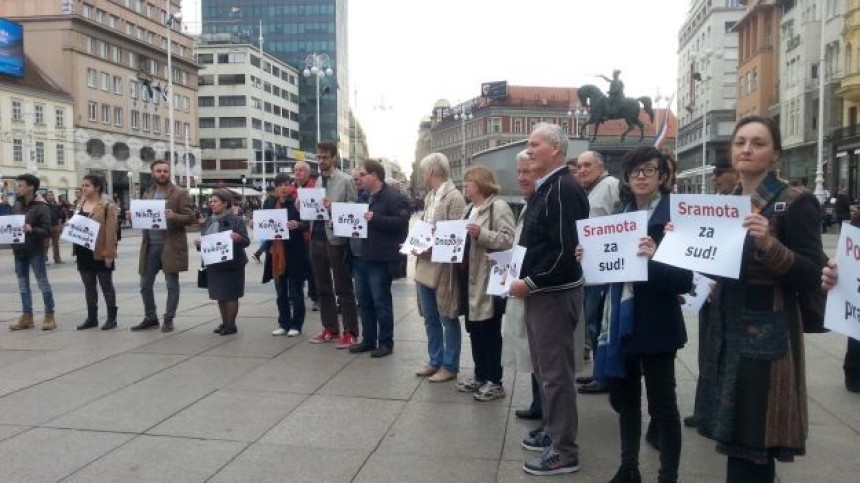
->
[[576, 147, 692, 483], [196, 189, 249, 335]]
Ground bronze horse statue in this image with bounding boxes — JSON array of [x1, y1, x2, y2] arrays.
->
[[577, 85, 654, 142]]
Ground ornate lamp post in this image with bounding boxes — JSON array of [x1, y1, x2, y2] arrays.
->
[[303, 53, 334, 145]]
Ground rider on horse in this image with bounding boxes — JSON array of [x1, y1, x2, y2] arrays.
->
[[598, 70, 625, 116]]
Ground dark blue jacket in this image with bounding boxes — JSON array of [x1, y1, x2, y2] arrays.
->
[[624, 194, 693, 356], [357, 184, 409, 263], [261, 195, 310, 282]]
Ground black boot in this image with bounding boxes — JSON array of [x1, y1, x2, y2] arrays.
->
[[131, 317, 159, 331], [101, 307, 118, 330], [220, 321, 237, 336], [213, 323, 224, 334], [161, 318, 174, 333], [610, 465, 642, 483], [77, 307, 98, 330]]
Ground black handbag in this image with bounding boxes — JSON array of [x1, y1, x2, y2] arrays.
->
[[197, 263, 208, 289]]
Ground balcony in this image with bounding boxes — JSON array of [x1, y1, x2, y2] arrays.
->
[[838, 73, 860, 103]]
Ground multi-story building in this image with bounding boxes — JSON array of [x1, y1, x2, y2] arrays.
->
[[778, 0, 844, 184], [0, 57, 76, 198], [675, 0, 745, 192], [427, 85, 675, 186], [833, 0, 860, 197], [201, 0, 350, 162], [5, 0, 199, 202], [735, 0, 781, 119], [347, 110, 369, 170], [196, 35, 301, 188], [410, 115, 433, 198]]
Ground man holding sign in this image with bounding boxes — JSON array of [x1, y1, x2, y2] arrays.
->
[[8, 174, 56, 331], [131, 159, 194, 333]]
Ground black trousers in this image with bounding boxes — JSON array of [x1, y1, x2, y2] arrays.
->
[[845, 337, 860, 388], [726, 456, 774, 483], [465, 316, 503, 384], [608, 352, 681, 483], [80, 270, 116, 310]]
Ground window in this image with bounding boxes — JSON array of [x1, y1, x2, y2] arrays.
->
[[100, 72, 110, 91], [55, 108, 65, 129], [251, 97, 262, 109], [197, 53, 214, 64], [128, 51, 137, 69], [198, 117, 216, 128], [164, 118, 171, 135], [219, 117, 247, 128], [272, 66, 280, 77], [114, 107, 123, 127], [252, 118, 262, 129], [489, 117, 502, 133], [513, 119, 523, 133], [153, 115, 160, 134], [82, 3, 92, 18], [112, 46, 121, 63], [131, 110, 140, 130], [129, 80, 139, 99], [34, 104, 45, 125], [56, 144, 66, 166], [99, 41, 108, 58], [200, 138, 216, 149], [218, 74, 246, 85], [35, 142, 45, 165], [199, 96, 215, 107], [101, 104, 111, 124], [13, 139, 23, 163], [87, 68, 97, 88], [88, 102, 97, 121], [109, 15, 118, 29], [113, 76, 122, 95], [264, 102, 272, 113], [221, 159, 248, 170], [126, 22, 134, 36], [250, 55, 260, 67], [96, 9, 106, 23], [220, 138, 247, 149], [85, 36, 94, 54], [263, 82, 272, 93], [219, 96, 246, 107], [217, 53, 246, 64], [198, 75, 215, 86], [142, 112, 150, 132]]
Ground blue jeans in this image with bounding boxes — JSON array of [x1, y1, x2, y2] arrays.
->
[[275, 274, 306, 332], [353, 258, 395, 348], [584, 285, 607, 352], [15, 252, 55, 315], [417, 283, 461, 373]]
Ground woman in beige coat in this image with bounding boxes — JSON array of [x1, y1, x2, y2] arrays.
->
[[456, 166, 515, 401], [414, 153, 466, 383]]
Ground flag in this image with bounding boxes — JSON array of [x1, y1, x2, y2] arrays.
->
[[654, 92, 675, 149]]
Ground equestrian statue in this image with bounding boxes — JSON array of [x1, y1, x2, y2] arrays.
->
[[577, 70, 654, 142]]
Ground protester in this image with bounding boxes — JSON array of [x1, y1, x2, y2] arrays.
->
[[696, 116, 822, 482], [821, 211, 860, 394], [302, 141, 360, 348], [45, 191, 64, 264], [712, 158, 739, 195], [250, 185, 278, 263], [263, 174, 310, 337], [577, 147, 692, 483], [290, 161, 319, 312], [414, 153, 466, 383], [509, 123, 590, 476], [9, 174, 56, 331], [0, 193, 12, 215], [834, 187, 852, 224], [73, 175, 119, 331], [353, 167, 370, 203], [574, 150, 620, 395], [131, 159, 195, 333], [456, 166, 514, 401], [196, 189, 249, 336], [348, 160, 410, 358], [566, 158, 579, 178]]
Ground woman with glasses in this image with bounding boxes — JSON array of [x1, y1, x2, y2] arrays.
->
[[575, 146, 692, 483]]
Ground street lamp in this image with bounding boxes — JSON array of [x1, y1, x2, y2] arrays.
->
[[164, 3, 182, 184], [303, 53, 334, 146], [454, 106, 473, 171], [697, 48, 721, 194], [241, 174, 247, 209], [568, 105, 588, 139], [127, 171, 134, 200]]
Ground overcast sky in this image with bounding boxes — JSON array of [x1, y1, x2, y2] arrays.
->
[[183, 0, 690, 172]]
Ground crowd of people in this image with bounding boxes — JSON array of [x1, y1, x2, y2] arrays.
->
[[2, 117, 856, 481]]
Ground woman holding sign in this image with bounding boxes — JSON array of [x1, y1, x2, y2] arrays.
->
[[196, 190, 250, 335], [694, 116, 824, 482], [73, 175, 119, 331], [576, 147, 692, 483], [457, 166, 515, 402]]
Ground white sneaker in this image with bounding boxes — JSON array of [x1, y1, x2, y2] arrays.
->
[[287, 329, 300, 337], [272, 328, 287, 336]]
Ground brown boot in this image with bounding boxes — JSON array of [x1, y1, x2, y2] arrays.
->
[[42, 314, 57, 331], [9, 314, 34, 331]]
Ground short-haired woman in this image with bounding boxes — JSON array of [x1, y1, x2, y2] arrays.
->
[[196, 189, 250, 335], [457, 165, 515, 401], [74, 174, 119, 330]]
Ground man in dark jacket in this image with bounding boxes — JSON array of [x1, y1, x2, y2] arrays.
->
[[0, 193, 12, 216], [509, 123, 590, 476], [347, 159, 409, 358], [9, 174, 56, 331], [45, 192, 63, 264]]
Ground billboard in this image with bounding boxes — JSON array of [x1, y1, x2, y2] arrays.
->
[[481, 81, 507, 100], [0, 18, 24, 78]]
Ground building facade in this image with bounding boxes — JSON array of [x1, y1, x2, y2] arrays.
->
[[0, 58, 76, 199], [735, 0, 781, 119], [675, 0, 745, 192], [5, 0, 200, 202], [196, 36, 301, 189], [201, 0, 350, 162]]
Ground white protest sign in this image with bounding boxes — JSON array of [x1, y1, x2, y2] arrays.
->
[[61, 214, 100, 250], [332, 202, 368, 238], [0, 215, 26, 244], [200, 230, 234, 266], [576, 211, 648, 284], [130, 200, 167, 230], [653, 194, 751, 279], [507, 245, 526, 285], [681, 272, 715, 312], [297, 188, 329, 221], [432, 220, 468, 263], [400, 220, 434, 255], [487, 250, 513, 296], [252, 209, 289, 241], [825, 223, 860, 341]]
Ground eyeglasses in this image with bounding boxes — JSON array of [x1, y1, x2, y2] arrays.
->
[[630, 166, 660, 178], [359, 172, 370, 177]]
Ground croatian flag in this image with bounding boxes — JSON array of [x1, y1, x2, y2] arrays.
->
[[653, 92, 675, 149]]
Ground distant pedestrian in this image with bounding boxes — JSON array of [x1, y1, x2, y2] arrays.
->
[[45, 191, 64, 264], [0, 193, 11, 216]]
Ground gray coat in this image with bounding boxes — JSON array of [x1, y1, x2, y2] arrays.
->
[[309, 168, 357, 245]]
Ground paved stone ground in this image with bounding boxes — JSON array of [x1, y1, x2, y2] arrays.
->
[[0, 230, 857, 482]]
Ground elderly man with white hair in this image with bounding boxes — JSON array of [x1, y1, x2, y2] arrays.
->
[[509, 123, 590, 476]]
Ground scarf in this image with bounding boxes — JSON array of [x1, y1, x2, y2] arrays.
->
[[271, 198, 287, 278], [738, 172, 786, 215], [594, 193, 663, 380], [204, 213, 225, 235]]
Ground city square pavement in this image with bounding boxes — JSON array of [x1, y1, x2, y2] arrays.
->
[[0, 230, 857, 482]]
